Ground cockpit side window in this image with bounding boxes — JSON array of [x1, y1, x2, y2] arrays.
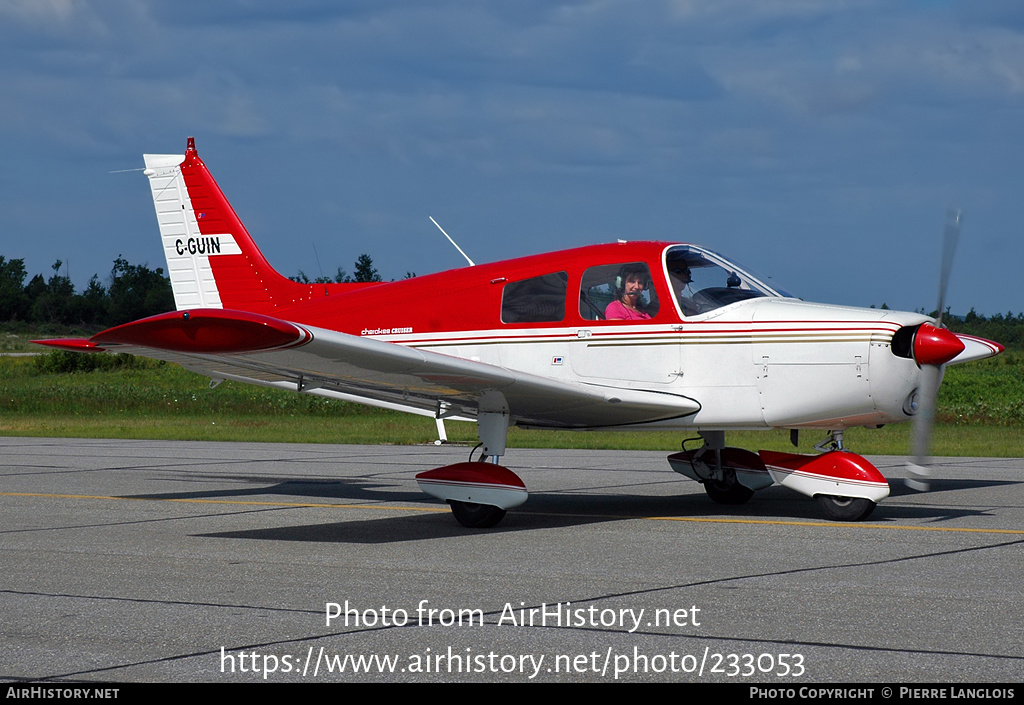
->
[[666, 246, 769, 317], [579, 262, 660, 322], [501, 271, 568, 323]]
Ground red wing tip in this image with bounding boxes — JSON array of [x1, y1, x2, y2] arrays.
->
[[32, 338, 106, 352]]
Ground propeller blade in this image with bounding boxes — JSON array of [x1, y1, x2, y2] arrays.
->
[[906, 364, 941, 491], [905, 208, 961, 492], [934, 209, 962, 327]]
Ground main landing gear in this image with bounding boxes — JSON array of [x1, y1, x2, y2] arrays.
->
[[416, 460, 527, 528], [668, 430, 890, 522], [415, 393, 525, 528]]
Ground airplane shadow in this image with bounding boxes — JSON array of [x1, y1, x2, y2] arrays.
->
[[196, 494, 710, 544], [123, 475, 428, 504], [123, 474, 1019, 544], [884, 477, 1016, 497], [754, 478, 1015, 524]]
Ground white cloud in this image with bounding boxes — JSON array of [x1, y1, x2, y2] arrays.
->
[[0, 0, 77, 24]]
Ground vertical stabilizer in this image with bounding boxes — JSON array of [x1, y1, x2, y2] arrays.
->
[[142, 137, 309, 314]]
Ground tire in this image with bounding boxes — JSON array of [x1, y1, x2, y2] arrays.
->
[[703, 473, 755, 505], [448, 500, 507, 528], [817, 495, 876, 521]]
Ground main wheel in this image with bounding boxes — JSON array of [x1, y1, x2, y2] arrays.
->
[[817, 495, 875, 521], [448, 500, 507, 528], [703, 472, 754, 505]]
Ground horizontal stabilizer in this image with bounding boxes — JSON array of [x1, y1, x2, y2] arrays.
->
[[32, 338, 106, 352], [92, 309, 311, 354]]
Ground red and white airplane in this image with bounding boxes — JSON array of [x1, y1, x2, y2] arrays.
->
[[38, 138, 1004, 527]]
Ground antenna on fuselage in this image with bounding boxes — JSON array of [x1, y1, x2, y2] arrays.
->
[[429, 216, 476, 267], [312, 242, 328, 296]]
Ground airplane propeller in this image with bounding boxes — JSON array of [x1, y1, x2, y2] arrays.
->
[[905, 209, 963, 491]]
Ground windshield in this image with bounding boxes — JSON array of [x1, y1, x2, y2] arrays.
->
[[665, 245, 793, 316]]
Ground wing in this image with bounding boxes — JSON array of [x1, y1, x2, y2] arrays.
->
[[37, 309, 700, 429]]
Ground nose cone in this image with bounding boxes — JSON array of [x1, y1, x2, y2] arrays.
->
[[912, 323, 965, 366]]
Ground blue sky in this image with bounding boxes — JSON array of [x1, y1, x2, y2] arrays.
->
[[2, 0, 1022, 315]]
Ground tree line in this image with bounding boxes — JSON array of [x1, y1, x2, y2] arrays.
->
[[0, 253, 394, 330], [289, 253, 385, 284], [0, 256, 173, 328], [949, 308, 1024, 352]]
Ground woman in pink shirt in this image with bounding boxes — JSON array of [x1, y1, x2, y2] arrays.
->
[[605, 265, 652, 320]]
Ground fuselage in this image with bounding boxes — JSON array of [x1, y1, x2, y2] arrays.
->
[[249, 241, 931, 432]]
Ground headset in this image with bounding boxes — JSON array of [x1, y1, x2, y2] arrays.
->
[[614, 263, 651, 294]]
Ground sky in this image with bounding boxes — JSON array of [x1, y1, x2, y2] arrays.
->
[[1, 0, 1022, 316]]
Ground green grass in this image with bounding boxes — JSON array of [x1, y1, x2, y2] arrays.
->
[[936, 351, 1024, 426], [1, 332, 44, 353], [1, 352, 1021, 456], [0, 325, 101, 353]]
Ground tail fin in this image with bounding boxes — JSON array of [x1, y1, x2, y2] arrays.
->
[[143, 137, 317, 313]]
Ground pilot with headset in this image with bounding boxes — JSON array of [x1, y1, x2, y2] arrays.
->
[[669, 263, 700, 316], [605, 264, 653, 320]]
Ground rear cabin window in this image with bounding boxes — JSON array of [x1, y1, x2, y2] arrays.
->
[[579, 262, 660, 321], [501, 271, 568, 323]]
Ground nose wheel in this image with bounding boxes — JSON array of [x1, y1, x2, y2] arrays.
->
[[816, 495, 875, 521]]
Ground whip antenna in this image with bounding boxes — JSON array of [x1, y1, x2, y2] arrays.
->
[[429, 216, 475, 267]]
